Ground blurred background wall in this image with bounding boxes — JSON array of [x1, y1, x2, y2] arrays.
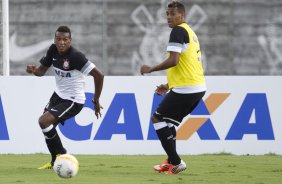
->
[[1, 0, 282, 76]]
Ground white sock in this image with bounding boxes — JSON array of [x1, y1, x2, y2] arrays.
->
[[153, 122, 168, 130], [42, 124, 54, 133]]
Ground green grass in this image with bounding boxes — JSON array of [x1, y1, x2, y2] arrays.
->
[[0, 154, 282, 184]]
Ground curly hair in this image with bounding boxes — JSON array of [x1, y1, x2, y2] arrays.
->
[[56, 25, 71, 38]]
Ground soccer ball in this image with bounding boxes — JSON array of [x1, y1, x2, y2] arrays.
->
[[53, 154, 79, 179]]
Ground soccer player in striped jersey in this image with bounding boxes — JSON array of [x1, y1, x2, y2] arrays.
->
[[26, 25, 104, 169], [140, 1, 206, 174]]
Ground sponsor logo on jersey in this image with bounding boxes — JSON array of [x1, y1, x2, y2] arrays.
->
[[55, 69, 71, 78]]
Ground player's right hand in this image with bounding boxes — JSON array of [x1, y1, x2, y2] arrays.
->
[[140, 65, 152, 75], [26, 64, 36, 74]]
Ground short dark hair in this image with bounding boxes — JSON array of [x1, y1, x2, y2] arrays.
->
[[167, 1, 185, 15], [56, 25, 71, 38]]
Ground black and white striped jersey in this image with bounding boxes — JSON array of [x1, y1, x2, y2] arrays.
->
[[40, 44, 95, 104]]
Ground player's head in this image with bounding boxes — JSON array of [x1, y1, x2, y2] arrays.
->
[[166, 1, 186, 28], [55, 25, 72, 55]]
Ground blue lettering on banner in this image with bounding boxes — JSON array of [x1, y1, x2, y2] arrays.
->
[[0, 96, 9, 140], [191, 100, 220, 140], [94, 93, 143, 140], [59, 93, 274, 141], [225, 93, 274, 140], [197, 119, 221, 140], [58, 93, 94, 140], [147, 94, 164, 140]]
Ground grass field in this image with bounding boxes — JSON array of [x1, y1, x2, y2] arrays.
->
[[0, 154, 282, 184]]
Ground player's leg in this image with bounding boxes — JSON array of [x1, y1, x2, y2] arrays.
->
[[152, 91, 191, 174], [156, 121, 186, 175], [45, 98, 83, 161], [38, 93, 67, 169], [167, 123, 176, 156], [165, 91, 205, 174], [153, 122, 176, 172], [152, 115, 181, 170], [38, 111, 67, 169]]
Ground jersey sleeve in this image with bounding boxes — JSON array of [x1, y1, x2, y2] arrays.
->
[[40, 44, 55, 67], [72, 52, 95, 75], [167, 26, 189, 53]]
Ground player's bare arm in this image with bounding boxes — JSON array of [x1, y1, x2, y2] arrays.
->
[[26, 64, 49, 76], [140, 51, 179, 75], [89, 67, 104, 119]]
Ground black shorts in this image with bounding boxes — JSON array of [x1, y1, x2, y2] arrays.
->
[[154, 90, 205, 126], [44, 92, 84, 124]]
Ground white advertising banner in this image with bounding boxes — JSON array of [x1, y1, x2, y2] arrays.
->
[[0, 76, 281, 155]]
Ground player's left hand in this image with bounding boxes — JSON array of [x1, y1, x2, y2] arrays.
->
[[155, 84, 169, 95], [92, 99, 103, 119], [92, 100, 103, 119], [140, 65, 152, 75]]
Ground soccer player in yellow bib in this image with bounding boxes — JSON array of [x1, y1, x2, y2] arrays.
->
[[140, 1, 206, 174]]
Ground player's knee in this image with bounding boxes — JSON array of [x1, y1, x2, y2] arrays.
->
[[38, 113, 54, 129], [38, 116, 48, 128]]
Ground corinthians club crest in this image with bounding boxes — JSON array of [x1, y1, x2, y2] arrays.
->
[[63, 59, 70, 70]]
